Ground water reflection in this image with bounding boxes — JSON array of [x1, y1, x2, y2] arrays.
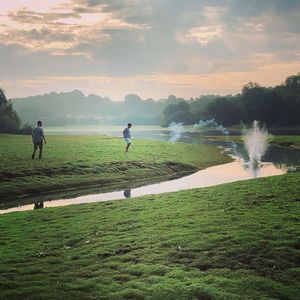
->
[[34, 201, 44, 209], [123, 189, 131, 198], [0, 159, 285, 214], [185, 136, 300, 167]]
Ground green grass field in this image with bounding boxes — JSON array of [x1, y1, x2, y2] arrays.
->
[[0, 134, 231, 201], [269, 135, 300, 148], [0, 133, 299, 299], [0, 172, 299, 299]]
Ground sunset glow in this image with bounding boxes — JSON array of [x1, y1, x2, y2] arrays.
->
[[1, 0, 299, 100]]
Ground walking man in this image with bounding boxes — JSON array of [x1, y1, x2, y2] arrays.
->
[[123, 123, 132, 152], [32, 120, 46, 159]]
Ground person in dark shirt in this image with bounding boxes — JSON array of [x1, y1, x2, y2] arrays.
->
[[32, 120, 46, 159]]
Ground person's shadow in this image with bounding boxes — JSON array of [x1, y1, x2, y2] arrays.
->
[[123, 189, 131, 198], [34, 201, 44, 209]]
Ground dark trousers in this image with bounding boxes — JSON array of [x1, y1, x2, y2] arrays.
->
[[33, 142, 43, 159]]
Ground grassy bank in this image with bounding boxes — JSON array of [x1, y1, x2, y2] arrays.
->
[[0, 172, 299, 299], [0, 134, 231, 201], [203, 135, 300, 149], [269, 135, 300, 149]]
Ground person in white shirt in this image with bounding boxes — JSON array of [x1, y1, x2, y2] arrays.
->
[[123, 123, 132, 152]]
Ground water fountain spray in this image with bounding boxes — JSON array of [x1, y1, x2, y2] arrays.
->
[[243, 120, 269, 168]]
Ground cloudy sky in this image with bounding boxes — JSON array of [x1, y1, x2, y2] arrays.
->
[[0, 0, 299, 100]]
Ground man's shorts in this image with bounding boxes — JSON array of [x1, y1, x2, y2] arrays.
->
[[124, 138, 131, 144]]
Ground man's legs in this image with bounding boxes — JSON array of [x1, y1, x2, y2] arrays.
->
[[38, 142, 43, 159], [32, 144, 38, 159], [126, 142, 131, 152]]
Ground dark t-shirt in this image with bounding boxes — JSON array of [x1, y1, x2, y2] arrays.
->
[[32, 126, 44, 144]]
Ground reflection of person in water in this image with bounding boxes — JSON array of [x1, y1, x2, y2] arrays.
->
[[34, 201, 44, 209], [123, 189, 131, 198]]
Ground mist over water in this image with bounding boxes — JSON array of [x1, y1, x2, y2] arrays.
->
[[193, 119, 229, 135], [168, 122, 184, 142], [193, 119, 239, 155], [168, 119, 270, 177], [168, 119, 230, 143], [168, 119, 239, 155]]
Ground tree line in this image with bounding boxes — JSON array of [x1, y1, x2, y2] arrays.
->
[[10, 91, 195, 127], [162, 73, 300, 127], [2, 73, 299, 133]]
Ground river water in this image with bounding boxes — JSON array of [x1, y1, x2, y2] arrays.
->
[[1, 126, 299, 214]]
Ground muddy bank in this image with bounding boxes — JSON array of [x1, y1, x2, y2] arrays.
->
[[0, 161, 200, 204]]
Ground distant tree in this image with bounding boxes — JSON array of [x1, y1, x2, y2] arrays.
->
[[161, 100, 197, 126], [20, 123, 34, 134], [284, 74, 300, 90], [163, 101, 189, 116], [202, 97, 242, 126], [177, 101, 189, 112], [162, 104, 178, 117], [279, 73, 300, 125], [167, 95, 177, 103], [199, 75, 300, 127], [0, 88, 21, 133], [189, 95, 219, 113], [123, 94, 144, 115], [239, 82, 267, 123], [124, 94, 142, 105]]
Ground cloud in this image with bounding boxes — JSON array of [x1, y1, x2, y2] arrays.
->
[[8, 27, 74, 42], [4, 60, 300, 100], [0, 4, 149, 56], [177, 25, 223, 45], [0, 44, 104, 79], [8, 8, 80, 24], [0, 0, 299, 99]]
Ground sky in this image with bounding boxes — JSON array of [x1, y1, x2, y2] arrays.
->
[[0, 0, 299, 100]]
